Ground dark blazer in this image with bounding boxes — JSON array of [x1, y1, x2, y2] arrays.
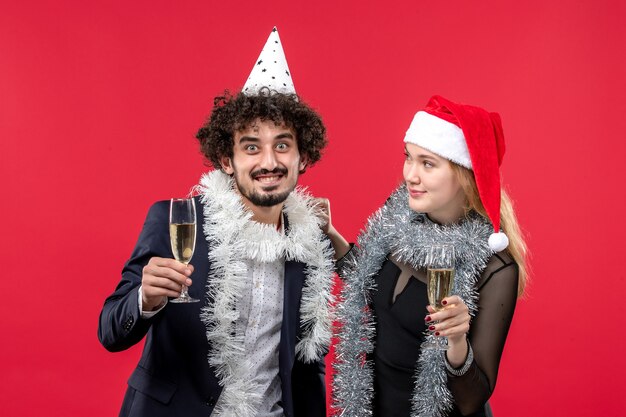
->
[[98, 198, 326, 417]]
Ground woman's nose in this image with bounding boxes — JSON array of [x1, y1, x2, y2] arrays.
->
[[406, 164, 421, 184]]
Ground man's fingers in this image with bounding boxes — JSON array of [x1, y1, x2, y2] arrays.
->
[[143, 264, 192, 285], [141, 258, 195, 308], [143, 285, 183, 300], [148, 257, 193, 275], [144, 275, 186, 292]]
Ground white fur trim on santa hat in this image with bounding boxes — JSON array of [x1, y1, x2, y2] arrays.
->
[[488, 231, 509, 252], [404, 111, 472, 169]]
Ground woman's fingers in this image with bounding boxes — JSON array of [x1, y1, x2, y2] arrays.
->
[[312, 197, 331, 232], [430, 319, 470, 337], [424, 296, 470, 336]]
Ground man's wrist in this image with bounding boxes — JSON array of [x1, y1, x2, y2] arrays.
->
[[142, 295, 166, 311], [138, 286, 167, 318]]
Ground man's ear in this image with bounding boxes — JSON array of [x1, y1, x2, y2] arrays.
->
[[298, 155, 309, 174], [220, 156, 234, 175]]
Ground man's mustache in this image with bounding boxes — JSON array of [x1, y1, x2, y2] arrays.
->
[[251, 168, 288, 178]]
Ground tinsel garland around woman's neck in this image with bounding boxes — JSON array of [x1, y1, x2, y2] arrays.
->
[[332, 185, 495, 417]]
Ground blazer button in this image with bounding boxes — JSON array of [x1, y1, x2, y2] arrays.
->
[[123, 316, 134, 331], [207, 397, 216, 407]]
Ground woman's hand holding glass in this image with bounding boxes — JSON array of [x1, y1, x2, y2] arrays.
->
[[425, 295, 470, 350], [426, 296, 471, 367]]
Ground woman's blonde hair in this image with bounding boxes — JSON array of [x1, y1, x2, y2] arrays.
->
[[452, 164, 528, 296]]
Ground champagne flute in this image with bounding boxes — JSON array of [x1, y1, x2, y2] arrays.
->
[[424, 244, 455, 350], [169, 198, 199, 303]]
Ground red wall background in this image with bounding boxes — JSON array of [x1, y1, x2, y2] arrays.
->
[[2, 0, 625, 415]]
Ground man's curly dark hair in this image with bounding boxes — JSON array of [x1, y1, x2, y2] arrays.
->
[[196, 88, 327, 172]]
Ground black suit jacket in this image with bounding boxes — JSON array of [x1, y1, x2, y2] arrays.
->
[[98, 198, 326, 416]]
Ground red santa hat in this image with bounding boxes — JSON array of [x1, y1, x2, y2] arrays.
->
[[404, 95, 509, 252]]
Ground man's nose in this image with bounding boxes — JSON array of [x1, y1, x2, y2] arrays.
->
[[259, 147, 278, 170]]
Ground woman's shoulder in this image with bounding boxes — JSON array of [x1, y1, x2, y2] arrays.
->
[[489, 250, 516, 268], [476, 250, 519, 290]]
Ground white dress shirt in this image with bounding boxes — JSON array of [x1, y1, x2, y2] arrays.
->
[[236, 256, 285, 416]]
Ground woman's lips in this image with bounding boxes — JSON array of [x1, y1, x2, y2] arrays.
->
[[408, 188, 426, 197]]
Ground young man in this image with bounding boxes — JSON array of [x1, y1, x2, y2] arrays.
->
[[98, 28, 334, 417]]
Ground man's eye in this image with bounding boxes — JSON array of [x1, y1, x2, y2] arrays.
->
[[276, 143, 288, 150], [245, 145, 258, 152]]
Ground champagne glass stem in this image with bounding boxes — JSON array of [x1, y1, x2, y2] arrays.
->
[[179, 285, 191, 298]]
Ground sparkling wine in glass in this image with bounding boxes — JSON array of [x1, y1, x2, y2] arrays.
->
[[424, 244, 455, 350], [169, 198, 199, 303]]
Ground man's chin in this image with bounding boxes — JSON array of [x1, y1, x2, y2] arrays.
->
[[246, 190, 292, 207], [259, 185, 280, 192]]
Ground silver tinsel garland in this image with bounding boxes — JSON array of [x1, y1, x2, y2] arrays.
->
[[332, 185, 494, 417]]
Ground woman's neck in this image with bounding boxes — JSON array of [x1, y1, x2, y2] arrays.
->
[[426, 207, 466, 225]]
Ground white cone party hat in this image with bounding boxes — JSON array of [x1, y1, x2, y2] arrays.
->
[[242, 27, 296, 96]]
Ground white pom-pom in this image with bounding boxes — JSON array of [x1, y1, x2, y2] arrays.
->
[[488, 232, 509, 252]]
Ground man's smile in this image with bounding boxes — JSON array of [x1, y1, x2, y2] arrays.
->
[[251, 168, 288, 188]]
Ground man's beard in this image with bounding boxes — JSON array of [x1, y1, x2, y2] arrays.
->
[[234, 167, 295, 207], [244, 189, 291, 207]]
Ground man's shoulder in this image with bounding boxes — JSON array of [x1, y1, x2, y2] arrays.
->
[[146, 199, 170, 218], [146, 196, 204, 215]]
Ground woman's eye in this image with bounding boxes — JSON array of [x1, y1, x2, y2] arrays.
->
[[424, 161, 434, 168]]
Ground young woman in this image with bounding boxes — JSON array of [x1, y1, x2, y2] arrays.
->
[[320, 95, 528, 417]]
